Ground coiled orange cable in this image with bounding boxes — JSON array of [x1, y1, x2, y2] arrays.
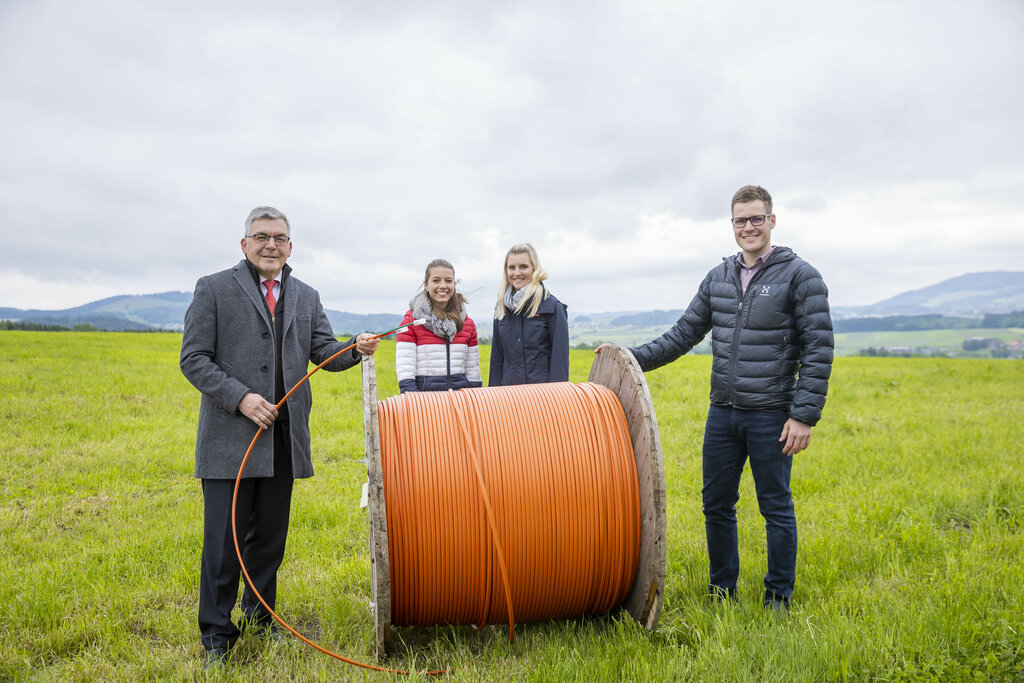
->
[[377, 382, 641, 638]]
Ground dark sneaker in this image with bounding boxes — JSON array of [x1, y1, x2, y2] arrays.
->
[[267, 626, 293, 644], [709, 586, 738, 603], [241, 619, 292, 644], [204, 647, 229, 670]]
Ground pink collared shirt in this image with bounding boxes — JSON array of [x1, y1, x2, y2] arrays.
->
[[737, 246, 774, 295]]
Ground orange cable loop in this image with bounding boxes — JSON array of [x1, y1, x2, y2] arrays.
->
[[231, 328, 449, 676]]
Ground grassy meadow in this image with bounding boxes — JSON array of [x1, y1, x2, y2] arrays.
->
[[1, 331, 1022, 681]]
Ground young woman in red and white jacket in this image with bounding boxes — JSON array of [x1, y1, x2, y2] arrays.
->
[[396, 259, 483, 393]]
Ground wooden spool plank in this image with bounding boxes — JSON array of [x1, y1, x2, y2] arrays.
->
[[361, 355, 391, 659], [588, 344, 667, 630]]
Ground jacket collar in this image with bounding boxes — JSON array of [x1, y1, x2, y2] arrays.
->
[[242, 257, 292, 287], [234, 259, 294, 330], [724, 245, 795, 267]]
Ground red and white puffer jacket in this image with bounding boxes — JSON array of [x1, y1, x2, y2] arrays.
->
[[395, 304, 482, 393]]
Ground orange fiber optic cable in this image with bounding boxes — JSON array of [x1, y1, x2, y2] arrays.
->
[[377, 382, 641, 639]]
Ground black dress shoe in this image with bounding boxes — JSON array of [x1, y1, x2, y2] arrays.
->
[[240, 620, 291, 643], [268, 627, 292, 644], [204, 647, 229, 670]]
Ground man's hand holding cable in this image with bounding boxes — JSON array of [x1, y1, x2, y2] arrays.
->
[[355, 333, 380, 356]]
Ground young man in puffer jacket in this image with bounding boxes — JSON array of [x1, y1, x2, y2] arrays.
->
[[625, 185, 833, 614]]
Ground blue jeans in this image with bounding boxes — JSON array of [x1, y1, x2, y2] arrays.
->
[[702, 404, 796, 603]]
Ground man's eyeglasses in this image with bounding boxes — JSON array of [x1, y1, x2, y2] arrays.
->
[[246, 233, 291, 245], [731, 214, 771, 229]]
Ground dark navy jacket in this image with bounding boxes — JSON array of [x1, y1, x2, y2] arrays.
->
[[489, 290, 570, 386], [629, 247, 833, 426]]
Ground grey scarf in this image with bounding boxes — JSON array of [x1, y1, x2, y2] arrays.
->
[[503, 285, 527, 313], [411, 290, 461, 341]]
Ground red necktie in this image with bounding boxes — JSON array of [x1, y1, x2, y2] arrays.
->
[[263, 280, 278, 314]]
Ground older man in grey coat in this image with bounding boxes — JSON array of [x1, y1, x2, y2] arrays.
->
[[180, 206, 379, 668]]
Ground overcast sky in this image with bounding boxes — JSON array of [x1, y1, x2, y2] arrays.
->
[[3, 0, 1022, 324]]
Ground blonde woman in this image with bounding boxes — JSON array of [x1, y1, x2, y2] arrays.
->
[[489, 243, 569, 386], [396, 259, 482, 392]]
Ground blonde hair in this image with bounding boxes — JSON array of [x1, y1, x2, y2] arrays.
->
[[494, 243, 549, 320]]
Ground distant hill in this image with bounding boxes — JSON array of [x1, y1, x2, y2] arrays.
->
[[567, 271, 1024, 349], [832, 271, 1024, 318], [2, 271, 1022, 333], [0, 291, 404, 334], [0, 291, 192, 331], [575, 272, 1024, 329], [327, 312, 407, 336]]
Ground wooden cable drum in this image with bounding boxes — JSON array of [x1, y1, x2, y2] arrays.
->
[[361, 344, 666, 658]]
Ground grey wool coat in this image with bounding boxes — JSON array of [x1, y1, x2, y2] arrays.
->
[[180, 259, 361, 480]]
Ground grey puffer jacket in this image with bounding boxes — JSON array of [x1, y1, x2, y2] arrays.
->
[[630, 246, 833, 426]]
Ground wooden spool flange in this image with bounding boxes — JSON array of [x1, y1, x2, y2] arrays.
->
[[361, 343, 666, 658], [587, 343, 667, 630]]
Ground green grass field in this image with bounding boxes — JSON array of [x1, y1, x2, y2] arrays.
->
[[1, 332, 1022, 681]]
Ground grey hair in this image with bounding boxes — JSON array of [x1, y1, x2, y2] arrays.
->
[[244, 206, 291, 237]]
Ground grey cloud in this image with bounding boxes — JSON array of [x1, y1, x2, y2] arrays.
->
[[3, 0, 1023, 313]]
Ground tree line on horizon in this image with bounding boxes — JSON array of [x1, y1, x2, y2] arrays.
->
[[598, 310, 1024, 333], [3, 311, 1022, 334], [835, 312, 1024, 332]]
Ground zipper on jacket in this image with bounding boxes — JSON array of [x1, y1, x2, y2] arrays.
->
[[271, 313, 278, 430], [272, 316, 278, 379], [267, 293, 278, 427], [445, 339, 452, 390], [727, 256, 776, 406], [271, 316, 277, 374], [726, 265, 745, 405], [728, 298, 742, 406]]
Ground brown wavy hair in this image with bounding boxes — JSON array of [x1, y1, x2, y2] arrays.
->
[[423, 258, 468, 332], [731, 185, 773, 215]]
